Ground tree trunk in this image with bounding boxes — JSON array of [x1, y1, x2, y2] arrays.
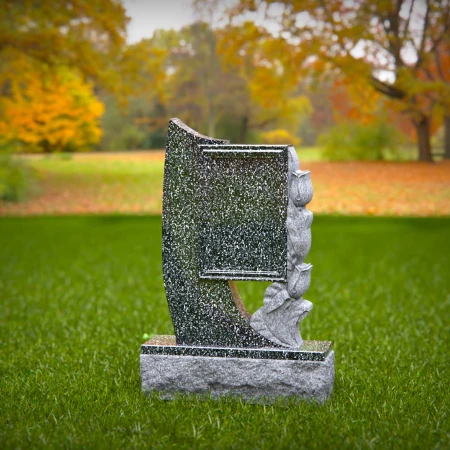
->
[[414, 115, 433, 162], [41, 139, 52, 153], [444, 115, 450, 160], [240, 116, 249, 143]]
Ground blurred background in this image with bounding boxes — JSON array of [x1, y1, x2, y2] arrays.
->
[[1, 3, 450, 447], [0, 0, 449, 215]]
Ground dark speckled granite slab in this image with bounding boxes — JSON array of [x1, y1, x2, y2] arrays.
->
[[141, 335, 332, 361], [198, 145, 288, 281], [162, 118, 280, 348]]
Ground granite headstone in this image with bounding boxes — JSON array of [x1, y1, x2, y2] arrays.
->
[[140, 118, 334, 402]]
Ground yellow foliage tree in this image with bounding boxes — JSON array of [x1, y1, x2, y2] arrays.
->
[[0, 0, 128, 94], [228, 0, 450, 160], [260, 129, 301, 146], [217, 21, 311, 142], [0, 62, 104, 152]]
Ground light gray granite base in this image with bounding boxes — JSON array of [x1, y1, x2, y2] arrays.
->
[[140, 350, 334, 403]]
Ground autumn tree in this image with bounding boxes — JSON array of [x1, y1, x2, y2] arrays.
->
[[228, 0, 450, 161], [0, 59, 104, 152], [298, 81, 335, 145], [217, 21, 311, 143], [419, 39, 450, 158], [0, 0, 144, 154], [0, 0, 128, 92], [131, 22, 311, 144], [161, 23, 225, 138]]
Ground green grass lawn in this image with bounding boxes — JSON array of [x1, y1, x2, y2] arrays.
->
[[29, 155, 166, 212], [1, 215, 449, 449]]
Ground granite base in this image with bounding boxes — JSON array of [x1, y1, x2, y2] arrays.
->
[[140, 336, 334, 403]]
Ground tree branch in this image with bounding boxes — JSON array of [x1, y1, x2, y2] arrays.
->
[[251, 116, 279, 130], [427, 5, 450, 57], [401, 0, 415, 40], [370, 75, 406, 99], [434, 48, 449, 83], [416, 0, 430, 69]]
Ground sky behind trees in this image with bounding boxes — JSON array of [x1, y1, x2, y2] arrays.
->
[[123, 0, 281, 43], [124, 0, 196, 43]]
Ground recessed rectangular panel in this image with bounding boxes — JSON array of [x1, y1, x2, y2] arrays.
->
[[198, 145, 288, 281]]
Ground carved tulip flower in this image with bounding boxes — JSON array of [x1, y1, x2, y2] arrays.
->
[[291, 170, 313, 207], [287, 263, 313, 299]]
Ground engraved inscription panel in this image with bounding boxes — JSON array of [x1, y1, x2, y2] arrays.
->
[[198, 145, 288, 281]]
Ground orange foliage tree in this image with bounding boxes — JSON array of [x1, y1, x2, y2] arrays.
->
[[0, 0, 128, 92], [0, 60, 104, 152], [328, 75, 434, 142], [228, 0, 450, 161], [0, 1, 161, 153], [418, 40, 450, 158], [329, 76, 386, 125]]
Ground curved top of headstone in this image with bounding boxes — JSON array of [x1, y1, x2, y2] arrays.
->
[[168, 117, 223, 141]]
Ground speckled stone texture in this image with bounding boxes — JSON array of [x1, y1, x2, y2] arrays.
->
[[163, 119, 280, 348], [142, 336, 332, 361], [198, 145, 288, 281], [140, 350, 335, 403]]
